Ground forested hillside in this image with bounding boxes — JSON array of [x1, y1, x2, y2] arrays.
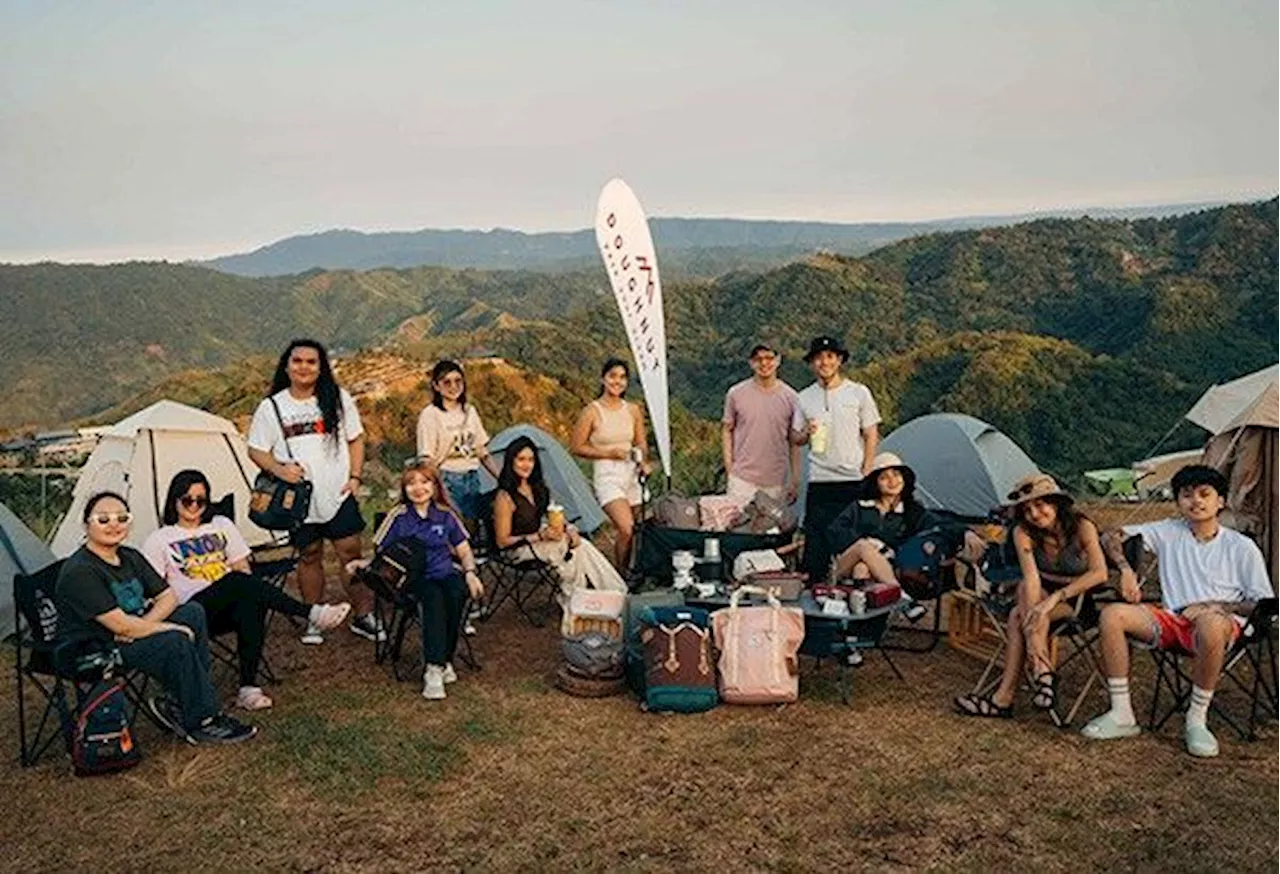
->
[[2, 200, 1274, 478]]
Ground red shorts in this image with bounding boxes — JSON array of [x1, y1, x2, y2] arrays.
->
[[1143, 606, 1242, 655]]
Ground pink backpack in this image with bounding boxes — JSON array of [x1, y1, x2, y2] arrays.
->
[[710, 586, 805, 704]]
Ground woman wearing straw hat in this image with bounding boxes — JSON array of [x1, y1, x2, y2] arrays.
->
[[954, 473, 1108, 718]]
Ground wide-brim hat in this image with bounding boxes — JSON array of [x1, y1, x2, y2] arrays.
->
[[1006, 473, 1073, 506], [862, 452, 916, 498], [803, 335, 849, 363]]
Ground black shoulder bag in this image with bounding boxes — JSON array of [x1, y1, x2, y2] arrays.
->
[[249, 396, 315, 531]]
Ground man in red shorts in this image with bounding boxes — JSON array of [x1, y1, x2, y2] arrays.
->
[[1083, 465, 1273, 757]]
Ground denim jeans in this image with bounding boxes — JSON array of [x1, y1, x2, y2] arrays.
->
[[442, 469, 482, 522]]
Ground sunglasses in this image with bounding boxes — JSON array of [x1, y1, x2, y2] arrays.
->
[[91, 512, 132, 525], [403, 454, 432, 469], [179, 495, 209, 509], [1009, 481, 1037, 499]]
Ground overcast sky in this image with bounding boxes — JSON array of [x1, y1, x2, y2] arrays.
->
[[1, 0, 1275, 263]]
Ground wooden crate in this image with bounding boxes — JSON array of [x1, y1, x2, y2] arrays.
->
[[945, 589, 1058, 667]]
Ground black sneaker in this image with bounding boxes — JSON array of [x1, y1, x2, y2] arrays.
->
[[189, 714, 258, 745], [146, 694, 194, 744], [349, 612, 387, 642], [904, 601, 929, 623]]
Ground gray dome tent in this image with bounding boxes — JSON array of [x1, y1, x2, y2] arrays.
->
[[879, 413, 1040, 518], [2, 502, 56, 639]]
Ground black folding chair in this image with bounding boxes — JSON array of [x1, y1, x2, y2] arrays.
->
[[1146, 597, 1278, 741], [473, 490, 565, 628], [13, 561, 157, 767]]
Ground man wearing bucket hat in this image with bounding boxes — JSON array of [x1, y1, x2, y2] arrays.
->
[[794, 335, 881, 583]]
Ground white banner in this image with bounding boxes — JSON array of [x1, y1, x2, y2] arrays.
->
[[594, 178, 672, 481]]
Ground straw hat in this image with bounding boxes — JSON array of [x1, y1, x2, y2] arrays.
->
[[1006, 473, 1072, 506]]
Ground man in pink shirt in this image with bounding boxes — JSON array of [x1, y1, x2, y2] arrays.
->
[[721, 343, 803, 505]]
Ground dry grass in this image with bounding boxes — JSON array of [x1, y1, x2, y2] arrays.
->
[[3, 514, 1276, 873]]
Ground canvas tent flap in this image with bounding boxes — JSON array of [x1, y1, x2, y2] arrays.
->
[[51, 400, 281, 558], [880, 413, 1040, 518], [478, 424, 606, 534], [1185, 365, 1279, 434], [2, 502, 57, 638]]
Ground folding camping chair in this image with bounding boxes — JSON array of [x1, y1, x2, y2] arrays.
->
[[473, 490, 565, 628], [1145, 597, 1278, 741], [364, 511, 480, 681], [13, 561, 159, 767]]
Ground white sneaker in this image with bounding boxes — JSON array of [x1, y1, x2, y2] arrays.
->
[[310, 602, 352, 632], [422, 665, 446, 700], [300, 620, 324, 645], [845, 650, 864, 667], [442, 663, 458, 684]]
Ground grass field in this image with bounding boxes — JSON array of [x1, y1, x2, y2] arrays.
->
[[4, 504, 1277, 872]]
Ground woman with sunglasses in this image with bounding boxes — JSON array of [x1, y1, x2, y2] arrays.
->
[[416, 360, 500, 525], [141, 470, 351, 711], [54, 491, 257, 744], [248, 338, 379, 646], [492, 435, 626, 633], [955, 474, 1108, 718]]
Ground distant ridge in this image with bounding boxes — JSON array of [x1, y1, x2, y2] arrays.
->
[[203, 202, 1233, 277]]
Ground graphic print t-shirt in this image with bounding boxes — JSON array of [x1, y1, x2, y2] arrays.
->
[[416, 405, 490, 474], [55, 546, 169, 643], [142, 516, 252, 604], [248, 388, 364, 524]]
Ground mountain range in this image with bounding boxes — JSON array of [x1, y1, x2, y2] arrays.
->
[[202, 203, 1231, 278], [1, 198, 1274, 484]]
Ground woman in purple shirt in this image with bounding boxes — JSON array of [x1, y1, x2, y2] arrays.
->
[[351, 461, 484, 701]]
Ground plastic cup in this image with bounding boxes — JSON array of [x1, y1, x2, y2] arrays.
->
[[810, 420, 829, 456], [546, 503, 565, 535]]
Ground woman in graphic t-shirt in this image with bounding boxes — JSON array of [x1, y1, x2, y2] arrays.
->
[[570, 357, 652, 572], [415, 359, 500, 525], [141, 469, 351, 711], [247, 338, 380, 646]]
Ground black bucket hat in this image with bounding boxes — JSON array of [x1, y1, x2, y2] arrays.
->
[[803, 335, 849, 363]]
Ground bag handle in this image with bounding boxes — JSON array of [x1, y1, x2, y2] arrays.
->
[[729, 585, 781, 610], [268, 395, 299, 464]]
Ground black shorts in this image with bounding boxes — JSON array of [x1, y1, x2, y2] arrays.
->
[[293, 495, 365, 550]]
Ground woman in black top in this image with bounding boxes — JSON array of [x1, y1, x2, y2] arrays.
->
[[491, 436, 626, 632], [54, 491, 256, 745]]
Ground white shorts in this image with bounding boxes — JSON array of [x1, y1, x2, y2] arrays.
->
[[594, 459, 641, 507], [726, 474, 786, 507]]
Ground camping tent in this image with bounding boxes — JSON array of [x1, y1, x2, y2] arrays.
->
[[50, 400, 281, 558], [1132, 448, 1203, 498], [1189, 366, 1278, 581], [1083, 468, 1138, 498], [2, 502, 56, 639], [478, 424, 607, 534], [880, 413, 1040, 517]]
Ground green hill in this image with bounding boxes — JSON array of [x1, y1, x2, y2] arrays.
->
[[2, 200, 1275, 479]]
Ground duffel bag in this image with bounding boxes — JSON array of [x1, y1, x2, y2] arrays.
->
[[652, 493, 701, 530]]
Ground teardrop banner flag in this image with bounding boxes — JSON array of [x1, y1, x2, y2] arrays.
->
[[594, 178, 672, 482]]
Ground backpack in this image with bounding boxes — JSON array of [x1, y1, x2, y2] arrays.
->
[[894, 527, 956, 600], [623, 589, 686, 692], [72, 678, 141, 776], [639, 605, 718, 713]]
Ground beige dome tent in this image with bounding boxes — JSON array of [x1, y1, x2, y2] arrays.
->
[[1188, 365, 1279, 581], [51, 400, 282, 558]]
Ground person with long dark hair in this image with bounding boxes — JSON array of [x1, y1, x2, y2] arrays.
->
[[492, 435, 626, 633], [955, 474, 1107, 719], [55, 491, 256, 744], [141, 470, 351, 710], [415, 359, 500, 524], [570, 357, 652, 571], [348, 460, 484, 701], [247, 339, 380, 645]]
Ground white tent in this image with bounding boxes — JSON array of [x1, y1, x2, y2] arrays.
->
[[51, 400, 281, 557], [1186, 364, 1279, 434]]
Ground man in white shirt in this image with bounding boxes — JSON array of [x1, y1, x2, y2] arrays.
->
[[792, 336, 881, 583], [1083, 465, 1274, 757]]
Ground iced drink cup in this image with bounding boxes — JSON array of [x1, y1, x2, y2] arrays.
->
[[546, 503, 565, 536]]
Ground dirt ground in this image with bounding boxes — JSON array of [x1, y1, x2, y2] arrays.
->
[[4, 503, 1277, 873]]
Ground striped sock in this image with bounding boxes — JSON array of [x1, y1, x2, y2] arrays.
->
[[1186, 686, 1213, 730], [1107, 678, 1135, 726]]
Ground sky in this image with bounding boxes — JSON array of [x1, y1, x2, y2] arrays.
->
[[1, 0, 1276, 263]]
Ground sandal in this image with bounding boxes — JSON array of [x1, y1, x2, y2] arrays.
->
[[1031, 672, 1056, 710], [954, 693, 1014, 719]]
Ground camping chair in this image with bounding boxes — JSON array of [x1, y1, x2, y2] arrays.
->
[[473, 490, 566, 628], [882, 523, 969, 654], [365, 512, 480, 681], [13, 561, 158, 767], [1145, 597, 1278, 742]]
